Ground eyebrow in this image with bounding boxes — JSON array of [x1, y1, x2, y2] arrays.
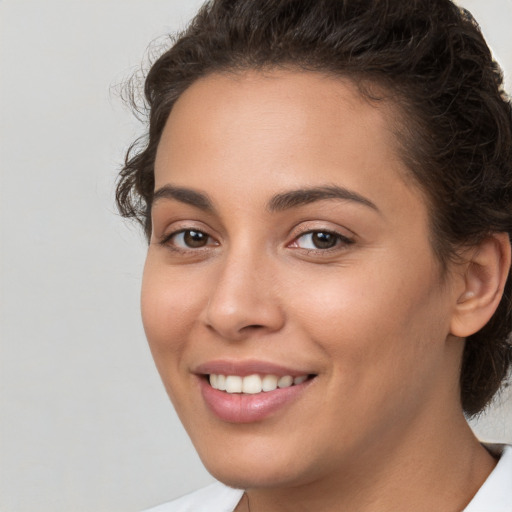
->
[[152, 185, 216, 212], [152, 184, 379, 214], [267, 185, 379, 213]]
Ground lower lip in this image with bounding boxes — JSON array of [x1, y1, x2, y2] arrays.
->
[[199, 377, 313, 423]]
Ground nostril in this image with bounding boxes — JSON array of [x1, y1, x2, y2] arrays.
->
[[239, 324, 266, 334]]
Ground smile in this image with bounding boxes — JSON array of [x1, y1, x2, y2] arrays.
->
[[209, 373, 309, 394], [199, 371, 316, 423]]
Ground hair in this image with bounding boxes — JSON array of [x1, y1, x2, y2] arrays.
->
[[116, 0, 512, 416]]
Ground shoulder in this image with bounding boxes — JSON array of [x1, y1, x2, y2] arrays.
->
[[464, 444, 512, 512], [141, 481, 244, 512]]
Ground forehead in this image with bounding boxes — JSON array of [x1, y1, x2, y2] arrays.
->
[[154, 69, 422, 218], [158, 70, 395, 161]]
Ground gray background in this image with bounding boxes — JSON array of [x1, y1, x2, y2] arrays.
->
[[0, 1, 511, 511]]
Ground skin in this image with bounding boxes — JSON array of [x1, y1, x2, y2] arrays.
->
[[142, 70, 499, 512]]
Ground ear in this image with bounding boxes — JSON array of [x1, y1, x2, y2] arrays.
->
[[450, 233, 511, 338]]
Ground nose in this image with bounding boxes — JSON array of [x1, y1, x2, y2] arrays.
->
[[203, 250, 285, 341]]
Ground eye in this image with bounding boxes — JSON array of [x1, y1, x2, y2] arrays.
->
[[290, 230, 352, 250], [162, 229, 216, 249]]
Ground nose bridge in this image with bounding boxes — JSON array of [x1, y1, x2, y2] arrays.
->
[[204, 238, 283, 339]]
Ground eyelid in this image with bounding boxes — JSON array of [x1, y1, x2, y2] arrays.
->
[[158, 223, 220, 252], [163, 229, 214, 243], [289, 221, 355, 240], [287, 225, 355, 252]]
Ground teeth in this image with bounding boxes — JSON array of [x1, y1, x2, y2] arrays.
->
[[262, 374, 278, 392], [209, 373, 309, 394], [242, 374, 262, 394], [225, 375, 243, 393], [278, 375, 293, 388], [217, 374, 226, 391]]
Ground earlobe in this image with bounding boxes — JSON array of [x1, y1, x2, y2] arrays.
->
[[450, 233, 511, 338]]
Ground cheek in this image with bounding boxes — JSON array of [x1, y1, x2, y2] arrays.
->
[[288, 255, 448, 374], [140, 258, 203, 361], [284, 262, 452, 441]]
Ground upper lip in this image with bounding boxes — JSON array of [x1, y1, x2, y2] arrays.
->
[[194, 359, 315, 377]]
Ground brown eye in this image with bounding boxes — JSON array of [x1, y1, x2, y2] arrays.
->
[[182, 230, 209, 248], [310, 232, 338, 249], [165, 229, 213, 249], [291, 230, 353, 251]]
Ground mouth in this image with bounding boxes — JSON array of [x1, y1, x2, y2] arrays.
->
[[207, 373, 314, 394], [196, 364, 317, 423]]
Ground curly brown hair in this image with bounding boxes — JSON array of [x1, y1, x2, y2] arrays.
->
[[116, 0, 512, 416]]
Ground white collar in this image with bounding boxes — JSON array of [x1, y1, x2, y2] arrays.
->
[[463, 444, 512, 511]]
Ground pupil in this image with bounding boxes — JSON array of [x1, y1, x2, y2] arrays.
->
[[313, 232, 336, 249], [184, 230, 207, 248]]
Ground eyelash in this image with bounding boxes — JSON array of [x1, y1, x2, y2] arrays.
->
[[158, 227, 354, 255], [159, 229, 218, 253], [290, 229, 354, 253]]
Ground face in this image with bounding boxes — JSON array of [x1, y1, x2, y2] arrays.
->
[[142, 70, 463, 489]]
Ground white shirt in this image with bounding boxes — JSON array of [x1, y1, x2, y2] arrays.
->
[[464, 444, 512, 512], [143, 445, 512, 512]]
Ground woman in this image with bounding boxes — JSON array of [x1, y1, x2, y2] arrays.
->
[[117, 0, 512, 510]]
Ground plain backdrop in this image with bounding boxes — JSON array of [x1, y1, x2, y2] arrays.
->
[[0, 1, 511, 511]]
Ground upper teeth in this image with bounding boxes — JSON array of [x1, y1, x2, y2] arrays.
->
[[209, 374, 308, 394]]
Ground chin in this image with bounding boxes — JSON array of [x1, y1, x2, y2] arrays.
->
[[198, 444, 326, 491], [206, 464, 303, 490]]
